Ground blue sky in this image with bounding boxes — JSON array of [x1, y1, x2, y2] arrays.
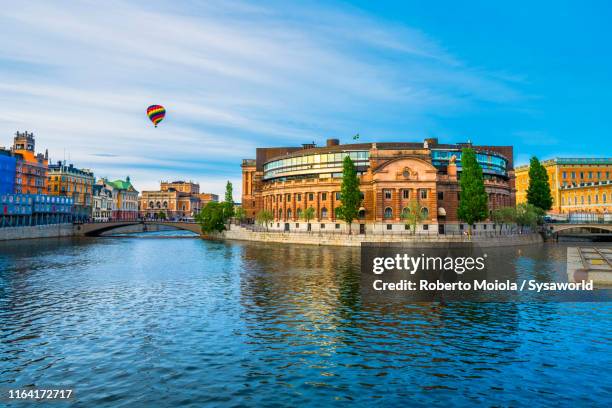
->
[[0, 0, 610, 199]]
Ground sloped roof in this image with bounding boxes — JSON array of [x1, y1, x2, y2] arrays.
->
[[107, 178, 138, 192]]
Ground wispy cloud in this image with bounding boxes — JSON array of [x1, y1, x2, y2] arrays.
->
[[0, 0, 525, 197]]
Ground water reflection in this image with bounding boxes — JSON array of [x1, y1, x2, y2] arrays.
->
[[0, 238, 610, 407]]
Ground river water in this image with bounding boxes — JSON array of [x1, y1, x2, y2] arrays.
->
[[0, 233, 610, 407]]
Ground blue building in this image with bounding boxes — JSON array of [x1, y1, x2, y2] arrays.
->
[[0, 148, 16, 194]]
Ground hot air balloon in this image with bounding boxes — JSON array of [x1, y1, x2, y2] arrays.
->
[[146, 105, 166, 127]]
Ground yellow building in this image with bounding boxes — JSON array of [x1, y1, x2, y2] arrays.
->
[[515, 158, 611, 214], [140, 181, 201, 220], [48, 161, 95, 221]]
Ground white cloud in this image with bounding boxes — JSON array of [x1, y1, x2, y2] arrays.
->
[[0, 0, 524, 199]]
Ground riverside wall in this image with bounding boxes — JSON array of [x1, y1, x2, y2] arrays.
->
[[0, 223, 75, 241], [207, 225, 544, 247]]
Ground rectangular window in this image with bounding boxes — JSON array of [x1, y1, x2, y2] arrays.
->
[[386, 224, 392, 230], [402, 190, 409, 199], [571, 172, 575, 179], [483, 224, 487, 230], [295, 223, 299, 228], [320, 223, 325, 229], [562, 171, 567, 179], [420, 189, 427, 199], [437, 192, 444, 200], [321, 192, 327, 201], [423, 224, 428, 231], [580, 172, 584, 179], [384, 190, 392, 199], [286, 194, 291, 202], [589, 172, 592, 179], [335, 223, 340, 229], [297, 194, 301, 202], [308, 193, 314, 201], [335, 192, 341, 200]]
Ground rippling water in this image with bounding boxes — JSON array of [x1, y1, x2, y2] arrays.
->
[[0, 235, 610, 407]]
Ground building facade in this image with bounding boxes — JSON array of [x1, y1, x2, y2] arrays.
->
[[48, 161, 95, 222], [11, 131, 48, 195], [515, 158, 612, 214], [199, 193, 219, 207], [92, 184, 113, 222], [97, 177, 139, 221], [242, 138, 515, 233], [1, 193, 73, 227], [140, 181, 201, 220], [0, 148, 16, 194]]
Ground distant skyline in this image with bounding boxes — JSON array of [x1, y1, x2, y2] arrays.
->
[[1, 0, 611, 199]]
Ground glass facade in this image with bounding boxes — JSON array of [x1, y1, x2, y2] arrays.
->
[[263, 151, 369, 180], [431, 149, 508, 177], [262, 147, 509, 180]]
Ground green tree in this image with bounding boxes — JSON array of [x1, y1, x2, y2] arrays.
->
[[401, 199, 425, 235], [234, 206, 246, 222], [255, 209, 273, 231], [196, 202, 229, 233], [157, 211, 167, 220], [457, 148, 489, 233], [526, 157, 553, 211], [491, 206, 516, 234], [515, 203, 545, 232], [302, 207, 315, 231], [335, 155, 361, 234], [224, 181, 235, 218]]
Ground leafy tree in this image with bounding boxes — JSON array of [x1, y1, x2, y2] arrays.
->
[[515, 203, 545, 232], [255, 210, 273, 231], [335, 155, 361, 234], [224, 181, 235, 218], [526, 157, 553, 211], [491, 206, 516, 233], [157, 211, 167, 220], [401, 199, 425, 235], [234, 206, 246, 222], [196, 202, 229, 233], [457, 148, 488, 233], [302, 207, 315, 231]]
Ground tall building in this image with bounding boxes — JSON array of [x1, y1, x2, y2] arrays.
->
[[48, 161, 95, 221], [242, 138, 515, 233], [515, 158, 612, 214], [11, 131, 48, 195], [97, 177, 139, 221], [0, 148, 16, 195], [140, 181, 202, 219]]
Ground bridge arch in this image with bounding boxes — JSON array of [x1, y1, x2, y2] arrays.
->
[[551, 224, 612, 234], [77, 221, 202, 236]]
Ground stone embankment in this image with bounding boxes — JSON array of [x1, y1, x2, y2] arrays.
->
[[207, 225, 543, 247], [0, 223, 75, 241]]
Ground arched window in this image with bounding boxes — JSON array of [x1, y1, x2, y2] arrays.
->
[[149, 201, 154, 208], [279, 209, 283, 219], [156, 201, 161, 208], [603, 193, 607, 203], [287, 209, 292, 219], [321, 207, 328, 219], [358, 209, 366, 219], [421, 207, 429, 218], [401, 207, 410, 218], [384, 207, 393, 219], [297, 208, 303, 219], [163, 201, 168, 208]]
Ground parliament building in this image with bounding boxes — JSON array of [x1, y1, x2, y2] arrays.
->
[[242, 138, 515, 234]]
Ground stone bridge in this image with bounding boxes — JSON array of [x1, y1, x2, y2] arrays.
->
[[548, 223, 612, 234], [75, 221, 202, 236]]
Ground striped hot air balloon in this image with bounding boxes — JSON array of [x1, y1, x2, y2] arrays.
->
[[146, 105, 166, 127]]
